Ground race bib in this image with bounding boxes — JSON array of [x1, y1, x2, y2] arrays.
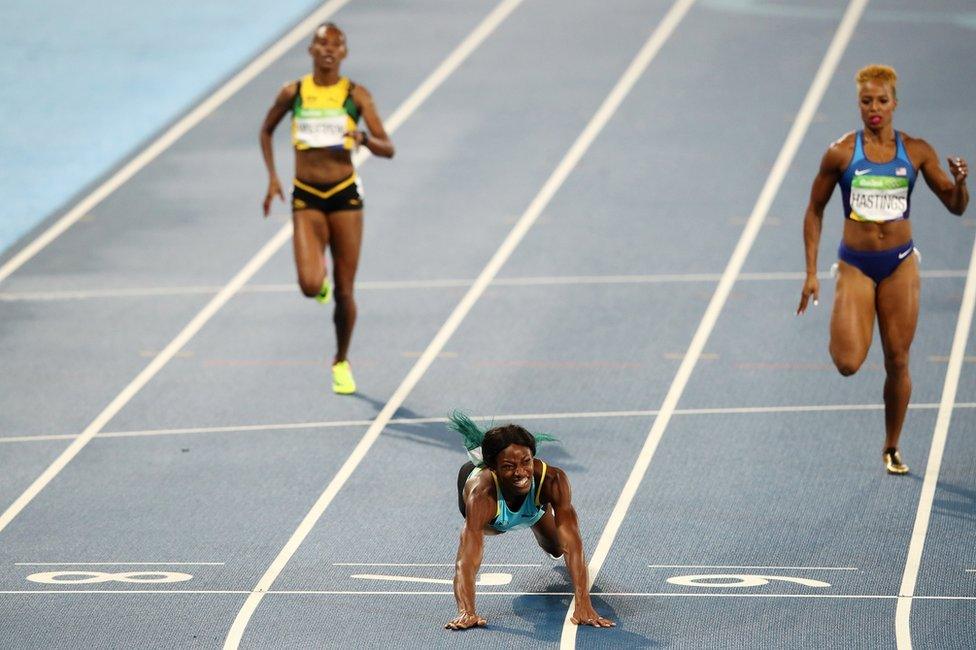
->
[[294, 108, 348, 149], [849, 175, 909, 222]]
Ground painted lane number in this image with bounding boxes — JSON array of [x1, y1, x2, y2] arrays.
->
[[667, 574, 831, 588], [27, 571, 193, 584]]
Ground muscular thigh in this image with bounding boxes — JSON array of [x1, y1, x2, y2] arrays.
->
[[530, 508, 559, 548], [326, 210, 363, 281], [293, 209, 330, 268], [876, 256, 920, 355], [830, 260, 877, 356]]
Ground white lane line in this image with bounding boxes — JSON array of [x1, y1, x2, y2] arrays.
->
[[14, 562, 223, 566], [351, 574, 455, 586], [221, 1, 526, 645], [334, 563, 540, 567], [647, 565, 858, 571], [0, 434, 79, 444], [0, 0, 353, 286], [0, 0, 508, 537], [0, 286, 234, 301], [738, 270, 967, 281], [100, 419, 375, 439], [0, 590, 253, 595], [7, 402, 976, 445], [559, 1, 870, 647], [351, 572, 512, 586], [223, 2, 692, 646], [0, 280, 470, 301], [1, 269, 965, 301], [3, 589, 975, 600], [895, 220, 976, 649]]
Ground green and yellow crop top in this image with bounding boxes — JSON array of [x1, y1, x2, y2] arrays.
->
[[291, 74, 361, 151]]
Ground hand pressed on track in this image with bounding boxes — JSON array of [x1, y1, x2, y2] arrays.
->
[[571, 605, 615, 628], [445, 613, 487, 630]]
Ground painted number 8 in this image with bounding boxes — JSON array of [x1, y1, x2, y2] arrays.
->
[[27, 571, 193, 584]]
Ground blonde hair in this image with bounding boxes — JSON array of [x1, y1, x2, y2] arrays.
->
[[856, 64, 898, 99]]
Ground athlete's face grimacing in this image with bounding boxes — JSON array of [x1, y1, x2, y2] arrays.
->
[[309, 25, 347, 70], [493, 445, 534, 496], [858, 80, 897, 131]]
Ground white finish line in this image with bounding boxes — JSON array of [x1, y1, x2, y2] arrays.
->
[[647, 565, 858, 571], [15, 562, 223, 566], [3, 589, 974, 601], [334, 563, 540, 567]]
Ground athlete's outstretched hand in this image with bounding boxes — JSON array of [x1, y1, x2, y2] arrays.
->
[[797, 273, 820, 315], [263, 176, 285, 217], [571, 604, 615, 628], [445, 612, 487, 630], [948, 156, 969, 184]]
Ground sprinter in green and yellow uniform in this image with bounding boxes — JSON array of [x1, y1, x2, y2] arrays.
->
[[260, 22, 395, 395]]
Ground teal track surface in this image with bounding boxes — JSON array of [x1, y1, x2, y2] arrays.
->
[[2, 1, 975, 648]]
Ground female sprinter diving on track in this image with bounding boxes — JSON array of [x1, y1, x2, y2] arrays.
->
[[797, 64, 969, 474], [446, 411, 614, 631], [259, 22, 395, 395]]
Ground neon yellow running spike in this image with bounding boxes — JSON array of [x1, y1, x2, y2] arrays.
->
[[332, 360, 356, 394], [315, 278, 332, 304]]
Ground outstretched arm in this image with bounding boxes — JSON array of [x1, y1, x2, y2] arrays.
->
[[798, 143, 845, 314], [548, 468, 614, 628], [446, 483, 493, 630], [349, 84, 395, 159], [916, 139, 968, 215]]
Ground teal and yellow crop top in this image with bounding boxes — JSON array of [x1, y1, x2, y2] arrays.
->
[[472, 461, 549, 533]]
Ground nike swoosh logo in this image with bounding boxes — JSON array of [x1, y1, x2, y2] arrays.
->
[[898, 248, 912, 259], [854, 169, 871, 176]]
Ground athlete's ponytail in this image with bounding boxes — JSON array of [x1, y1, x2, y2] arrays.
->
[[448, 410, 557, 468]]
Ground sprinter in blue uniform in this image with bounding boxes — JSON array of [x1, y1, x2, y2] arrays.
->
[[446, 412, 613, 631], [797, 65, 969, 474]]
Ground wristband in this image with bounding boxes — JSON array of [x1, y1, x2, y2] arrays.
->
[[360, 130, 369, 147]]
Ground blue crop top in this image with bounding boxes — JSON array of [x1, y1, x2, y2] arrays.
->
[[839, 130, 916, 223]]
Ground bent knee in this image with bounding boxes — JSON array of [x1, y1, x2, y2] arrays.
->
[[830, 341, 868, 377], [836, 364, 859, 377], [298, 281, 320, 298], [831, 353, 863, 377], [542, 544, 563, 558]]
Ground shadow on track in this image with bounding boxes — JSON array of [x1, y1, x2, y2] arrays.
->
[[508, 593, 656, 647]]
